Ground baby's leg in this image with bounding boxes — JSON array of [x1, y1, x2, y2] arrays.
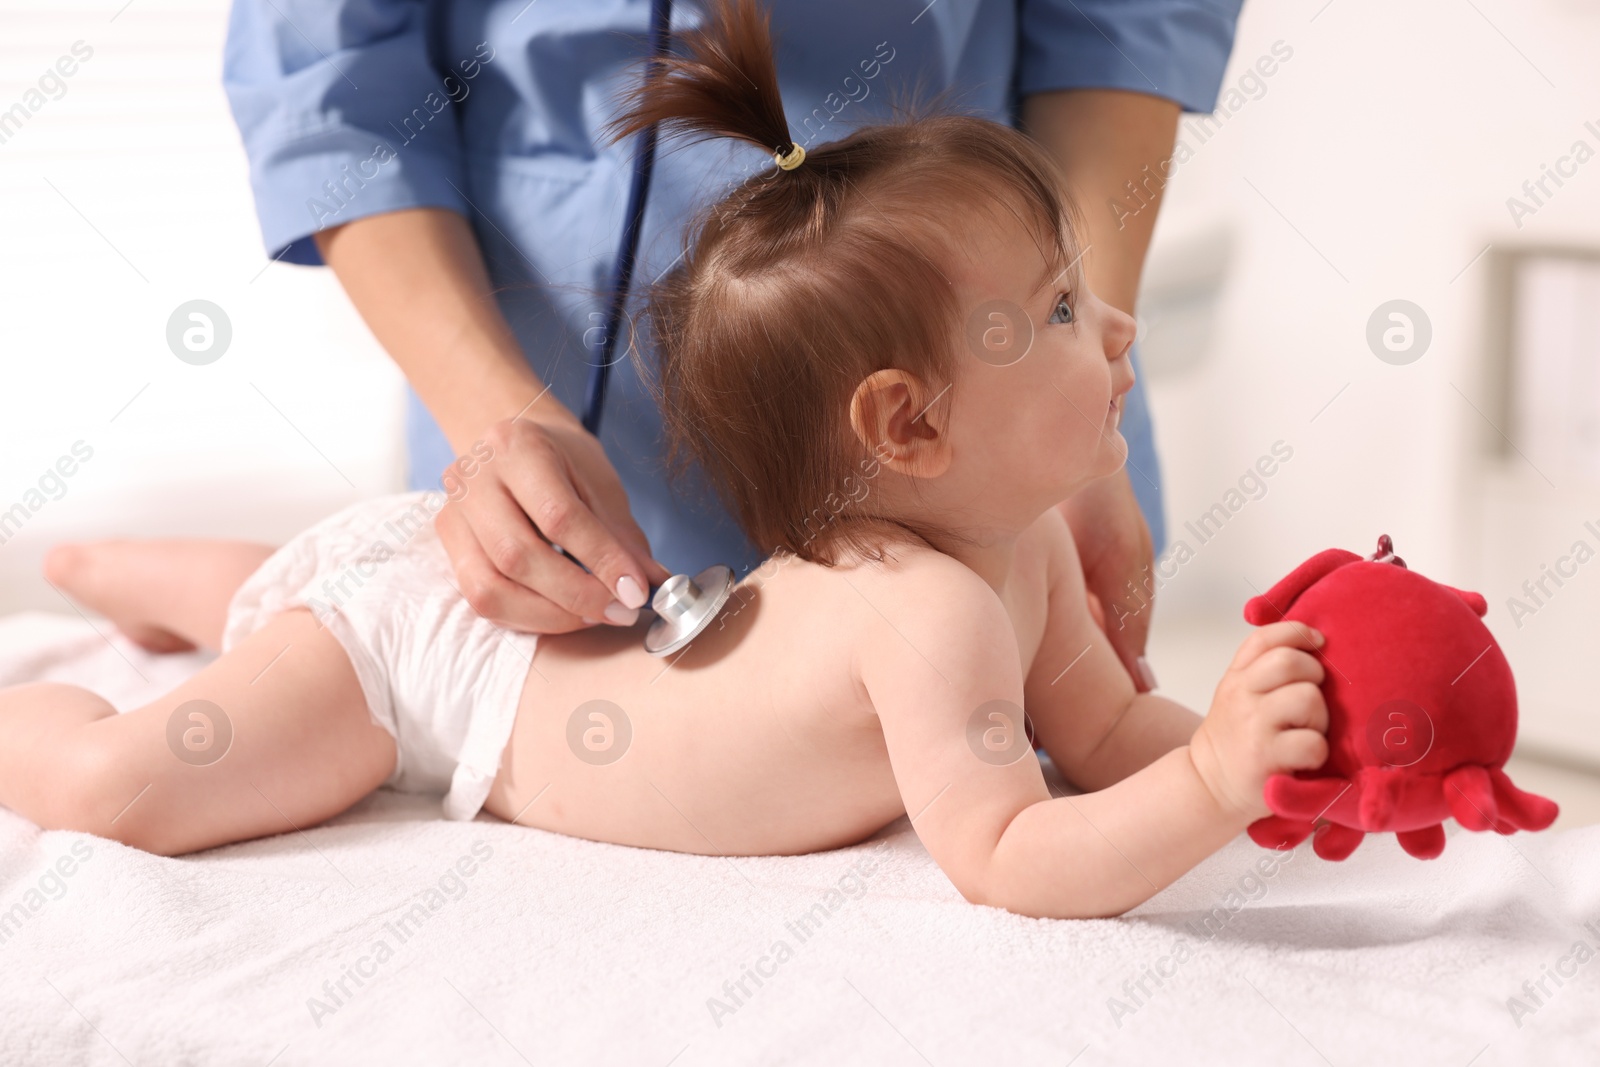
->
[[0, 607, 397, 856], [44, 539, 276, 653]]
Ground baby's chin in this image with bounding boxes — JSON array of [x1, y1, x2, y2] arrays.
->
[[1083, 434, 1130, 483]]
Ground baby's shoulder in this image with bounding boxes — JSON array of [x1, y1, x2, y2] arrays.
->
[[817, 538, 1019, 675], [826, 537, 999, 610]]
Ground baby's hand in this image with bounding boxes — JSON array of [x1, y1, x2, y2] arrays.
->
[[1189, 621, 1330, 821]]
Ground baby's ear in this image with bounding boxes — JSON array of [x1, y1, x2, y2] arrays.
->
[[848, 369, 951, 479]]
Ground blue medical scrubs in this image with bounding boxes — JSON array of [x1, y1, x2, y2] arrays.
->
[[224, 0, 1242, 577]]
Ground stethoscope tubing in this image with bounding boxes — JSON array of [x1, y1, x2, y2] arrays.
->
[[582, 0, 675, 436]]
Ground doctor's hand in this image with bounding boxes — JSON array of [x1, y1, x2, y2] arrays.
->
[[311, 209, 669, 632], [1058, 471, 1157, 694], [434, 414, 673, 634]]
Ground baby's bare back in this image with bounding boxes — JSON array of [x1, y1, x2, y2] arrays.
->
[[484, 556, 917, 855], [487, 521, 1057, 855]]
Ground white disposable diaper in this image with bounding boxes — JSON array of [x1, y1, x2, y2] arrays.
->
[[220, 491, 539, 820]]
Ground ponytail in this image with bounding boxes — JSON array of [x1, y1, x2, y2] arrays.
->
[[603, 0, 801, 168]]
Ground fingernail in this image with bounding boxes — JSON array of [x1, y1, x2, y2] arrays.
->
[[616, 575, 646, 610], [1311, 628, 1326, 645], [1136, 655, 1158, 690], [603, 601, 639, 626], [581, 616, 602, 625]]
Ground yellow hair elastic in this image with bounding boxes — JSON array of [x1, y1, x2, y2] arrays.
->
[[773, 142, 806, 171]]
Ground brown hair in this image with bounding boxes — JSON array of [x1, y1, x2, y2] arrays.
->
[[604, 0, 1081, 566]]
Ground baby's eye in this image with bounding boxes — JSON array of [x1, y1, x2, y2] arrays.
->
[[1048, 293, 1075, 325]]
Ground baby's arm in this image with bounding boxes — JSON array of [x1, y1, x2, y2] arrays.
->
[[1023, 508, 1199, 792], [857, 548, 1327, 920]]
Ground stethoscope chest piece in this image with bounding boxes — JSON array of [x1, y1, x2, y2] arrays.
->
[[644, 564, 736, 656]]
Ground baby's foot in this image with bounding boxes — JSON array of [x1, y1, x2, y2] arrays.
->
[[42, 542, 198, 653]]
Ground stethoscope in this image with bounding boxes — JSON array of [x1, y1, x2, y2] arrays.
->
[[579, 0, 736, 657]]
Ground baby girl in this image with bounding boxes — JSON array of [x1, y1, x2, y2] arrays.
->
[[0, 0, 1329, 919]]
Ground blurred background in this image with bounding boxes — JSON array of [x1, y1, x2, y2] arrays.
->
[[2, 1, 1597, 816]]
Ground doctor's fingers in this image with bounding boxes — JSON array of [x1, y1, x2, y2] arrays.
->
[[466, 479, 637, 624], [496, 449, 665, 614], [519, 419, 673, 589], [434, 493, 604, 634], [563, 449, 672, 589]]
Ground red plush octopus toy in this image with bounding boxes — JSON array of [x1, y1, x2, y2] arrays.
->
[[1244, 535, 1559, 860]]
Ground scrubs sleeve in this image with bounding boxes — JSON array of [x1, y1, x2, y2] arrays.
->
[[222, 0, 470, 265], [1016, 0, 1246, 114]]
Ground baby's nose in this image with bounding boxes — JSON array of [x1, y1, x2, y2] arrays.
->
[[1103, 304, 1137, 357]]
